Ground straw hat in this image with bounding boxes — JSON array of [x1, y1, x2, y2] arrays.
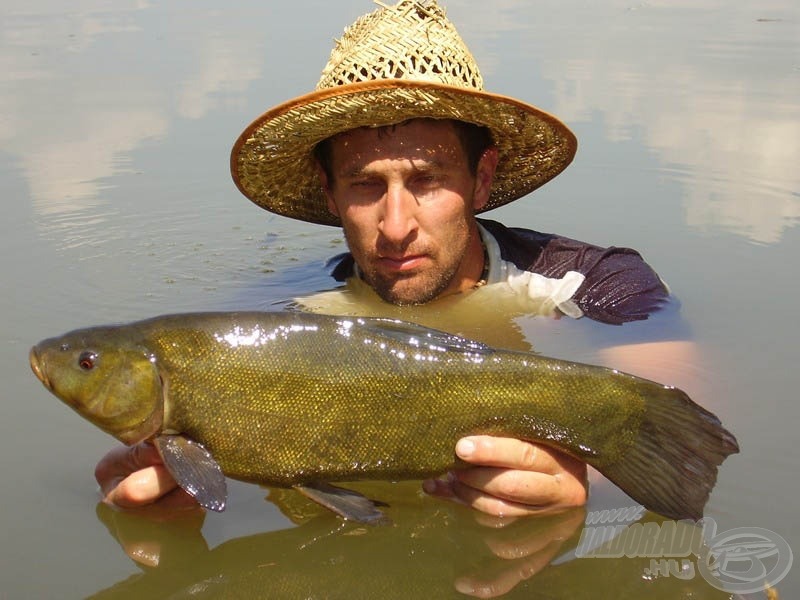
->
[[231, 0, 577, 226]]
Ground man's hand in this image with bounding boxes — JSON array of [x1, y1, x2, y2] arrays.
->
[[98, 436, 587, 517], [95, 443, 197, 510], [423, 436, 588, 517]]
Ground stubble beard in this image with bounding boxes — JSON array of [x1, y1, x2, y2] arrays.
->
[[364, 261, 459, 306], [342, 220, 474, 306]]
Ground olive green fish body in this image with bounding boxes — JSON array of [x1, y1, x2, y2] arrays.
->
[[30, 312, 738, 522], [136, 313, 644, 486]]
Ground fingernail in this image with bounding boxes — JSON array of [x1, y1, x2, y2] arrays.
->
[[456, 438, 475, 458], [454, 579, 476, 594]]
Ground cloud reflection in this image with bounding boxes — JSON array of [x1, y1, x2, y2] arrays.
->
[[3, 0, 798, 245], [1, 0, 262, 228], [176, 34, 261, 120], [450, 0, 800, 244]]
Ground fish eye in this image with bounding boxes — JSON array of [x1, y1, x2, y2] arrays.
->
[[78, 351, 97, 371]]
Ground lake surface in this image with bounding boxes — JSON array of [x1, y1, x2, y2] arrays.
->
[[1, 1, 798, 598]]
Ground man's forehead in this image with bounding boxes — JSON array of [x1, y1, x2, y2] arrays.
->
[[328, 119, 466, 172]]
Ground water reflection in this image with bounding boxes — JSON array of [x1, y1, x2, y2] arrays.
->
[[546, 4, 799, 245], [2, 2, 160, 217], [3, 1, 798, 597], [4, 0, 797, 244], [450, 0, 800, 244], [1, 0, 263, 231], [175, 33, 262, 119], [90, 489, 734, 600]]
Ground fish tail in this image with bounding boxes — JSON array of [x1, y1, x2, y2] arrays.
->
[[600, 386, 739, 521]]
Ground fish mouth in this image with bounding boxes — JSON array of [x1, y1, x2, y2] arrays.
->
[[29, 347, 50, 389]]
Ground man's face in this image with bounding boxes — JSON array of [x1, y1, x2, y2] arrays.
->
[[319, 119, 497, 305]]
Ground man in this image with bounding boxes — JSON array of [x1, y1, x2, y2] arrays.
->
[[97, 0, 694, 518]]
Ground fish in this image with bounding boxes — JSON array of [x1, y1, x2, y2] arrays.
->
[[29, 311, 738, 525]]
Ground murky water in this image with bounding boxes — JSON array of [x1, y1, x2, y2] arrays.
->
[[2, 1, 798, 598]]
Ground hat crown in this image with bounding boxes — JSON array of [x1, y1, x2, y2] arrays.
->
[[316, 0, 483, 91]]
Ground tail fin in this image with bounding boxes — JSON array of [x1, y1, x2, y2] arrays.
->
[[600, 386, 739, 520]]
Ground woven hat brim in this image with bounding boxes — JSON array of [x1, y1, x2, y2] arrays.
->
[[231, 80, 577, 226]]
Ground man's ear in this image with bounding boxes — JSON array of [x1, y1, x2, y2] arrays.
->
[[316, 162, 339, 217], [473, 146, 499, 211]]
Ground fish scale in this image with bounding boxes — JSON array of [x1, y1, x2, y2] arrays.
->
[[30, 311, 738, 523]]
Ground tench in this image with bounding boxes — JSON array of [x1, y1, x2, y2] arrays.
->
[[29, 312, 738, 524]]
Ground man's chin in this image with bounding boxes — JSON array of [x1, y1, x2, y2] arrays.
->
[[371, 275, 451, 306]]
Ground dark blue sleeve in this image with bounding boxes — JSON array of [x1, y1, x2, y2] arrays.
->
[[569, 246, 671, 325]]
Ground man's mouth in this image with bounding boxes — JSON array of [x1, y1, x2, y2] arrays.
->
[[378, 254, 426, 272]]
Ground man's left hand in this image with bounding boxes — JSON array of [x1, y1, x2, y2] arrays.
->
[[423, 436, 588, 517]]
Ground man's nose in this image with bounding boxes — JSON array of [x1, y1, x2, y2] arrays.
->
[[378, 183, 418, 244]]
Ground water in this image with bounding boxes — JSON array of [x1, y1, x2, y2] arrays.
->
[[2, 0, 798, 597]]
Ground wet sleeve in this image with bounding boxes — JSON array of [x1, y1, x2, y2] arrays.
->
[[550, 240, 692, 344], [524, 232, 672, 326], [569, 245, 671, 325]]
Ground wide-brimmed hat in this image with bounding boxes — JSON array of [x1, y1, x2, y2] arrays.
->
[[231, 0, 577, 226]]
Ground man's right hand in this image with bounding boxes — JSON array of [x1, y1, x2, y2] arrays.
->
[[95, 443, 198, 509]]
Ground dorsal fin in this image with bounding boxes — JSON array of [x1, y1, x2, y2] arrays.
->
[[354, 317, 493, 356]]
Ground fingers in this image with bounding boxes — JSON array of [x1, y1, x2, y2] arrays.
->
[[95, 442, 161, 496], [95, 443, 197, 509], [455, 436, 562, 474], [424, 436, 588, 517], [428, 474, 569, 518], [456, 467, 575, 508], [103, 464, 184, 508]]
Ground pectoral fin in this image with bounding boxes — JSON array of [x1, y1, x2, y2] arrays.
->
[[294, 482, 391, 526], [153, 434, 227, 512]]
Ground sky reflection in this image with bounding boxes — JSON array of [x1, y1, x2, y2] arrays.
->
[[1, 0, 798, 244], [449, 0, 799, 244]]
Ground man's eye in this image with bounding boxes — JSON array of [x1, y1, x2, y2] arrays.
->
[[414, 174, 440, 186], [352, 179, 379, 188]]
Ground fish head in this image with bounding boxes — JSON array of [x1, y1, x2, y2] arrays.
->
[[30, 325, 164, 445]]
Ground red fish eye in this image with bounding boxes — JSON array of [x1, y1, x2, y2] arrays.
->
[[78, 352, 97, 371]]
